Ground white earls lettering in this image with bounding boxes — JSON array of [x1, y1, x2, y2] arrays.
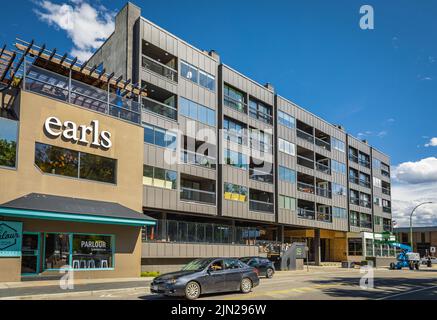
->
[[44, 118, 112, 149]]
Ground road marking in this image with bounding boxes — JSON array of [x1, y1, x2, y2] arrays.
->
[[376, 285, 437, 300]]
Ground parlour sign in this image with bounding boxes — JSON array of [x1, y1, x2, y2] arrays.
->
[[44, 117, 112, 149], [0, 221, 23, 257]]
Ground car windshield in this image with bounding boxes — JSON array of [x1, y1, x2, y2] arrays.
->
[[181, 259, 212, 271]]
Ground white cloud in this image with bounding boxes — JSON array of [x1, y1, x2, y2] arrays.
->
[[425, 137, 437, 147], [392, 157, 437, 184], [34, 0, 115, 62]]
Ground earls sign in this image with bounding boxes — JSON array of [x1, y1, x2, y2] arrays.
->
[[44, 117, 112, 149]]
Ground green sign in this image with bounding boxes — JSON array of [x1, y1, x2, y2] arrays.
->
[[0, 221, 22, 257]]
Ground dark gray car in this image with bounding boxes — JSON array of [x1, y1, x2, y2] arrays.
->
[[150, 258, 260, 299]]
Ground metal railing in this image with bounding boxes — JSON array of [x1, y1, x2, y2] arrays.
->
[[316, 187, 332, 198], [181, 149, 216, 169], [360, 221, 372, 229], [296, 129, 314, 143], [383, 206, 392, 213], [297, 155, 314, 169], [350, 197, 360, 205], [249, 199, 274, 213], [359, 159, 371, 168], [317, 212, 332, 223], [316, 162, 331, 174], [315, 137, 331, 151], [382, 187, 391, 195], [142, 96, 177, 121], [24, 64, 141, 125], [298, 208, 315, 220], [249, 168, 274, 184], [349, 176, 359, 185], [349, 153, 358, 163], [359, 179, 371, 188], [297, 181, 315, 194], [142, 55, 178, 82], [180, 187, 216, 205], [224, 94, 247, 113], [249, 108, 273, 125], [360, 199, 372, 208]]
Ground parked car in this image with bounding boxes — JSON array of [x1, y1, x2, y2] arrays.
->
[[150, 258, 260, 300], [420, 256, 437, 265], [239, 257, 275, 278]]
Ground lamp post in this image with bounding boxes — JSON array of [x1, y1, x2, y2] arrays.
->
[[410, 202, 433, 250]]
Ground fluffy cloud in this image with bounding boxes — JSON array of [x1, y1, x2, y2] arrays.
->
[[392, 157, 437, 184], [425, 137, 437, 147], [34, 0, 115, 62]]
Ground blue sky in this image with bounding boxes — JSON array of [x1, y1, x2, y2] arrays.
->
[[1, 0, 436, 225]]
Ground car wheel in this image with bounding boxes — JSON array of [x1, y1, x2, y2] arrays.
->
[[409, 262, 414, 270], [415, 263, 420, 270], [185, 281, 201, 300], [266, 268, 274, 279], [389, 263, 395, 270], [240, 278, 252, 294]]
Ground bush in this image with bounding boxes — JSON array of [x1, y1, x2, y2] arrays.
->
[[141, 271, 160, 277]]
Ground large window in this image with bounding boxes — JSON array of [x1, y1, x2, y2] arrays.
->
[[348, 238, 363, 256], [333, 207, 347, 219], [44, 233, 70, 270], [249, 128, 272, 153], [331, 160, 346, 175], [179, 97, 216, 126], [35, 143, 116, 184], [223, 117, 245, 145], [0, 117, 18, 168], [224, 183, 248, 202], [277, 110, 295, 129], [143, 123, 177, 151], [181, 61, 215, 91], [224, 149, 248, 170], [143, 165, 177, 189], [279, 166, 296, 184], [224, 84, 246, 113], [332, 183, 347, 196], [331, 138, 345, 153], [278, 195, 296, 210], [249, 99, 272, 124], [278, 138, 296, 156]]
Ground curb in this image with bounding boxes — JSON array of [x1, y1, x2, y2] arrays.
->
[[0, 286, 150, 300]]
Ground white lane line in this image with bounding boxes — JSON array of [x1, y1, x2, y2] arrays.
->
[[377, 285, 437, 300]]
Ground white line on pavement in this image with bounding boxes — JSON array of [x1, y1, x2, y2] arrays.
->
[[377, 285, 437, 300]]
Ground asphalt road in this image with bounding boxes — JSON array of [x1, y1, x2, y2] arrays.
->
[[40, 267, 437, 300]]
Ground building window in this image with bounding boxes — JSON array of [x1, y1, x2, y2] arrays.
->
[[44, 233, 70, 270], [331, 138, 345, 153], [181, 61, 215, 91], [250, 128, 272, 153], [224, 183, 248, 202], [223, 117, 246, 145], [0, 117, 18, 168], [374, 196, 382, 206], [332, 183, 347, 196], [331, 160, 346, 175], [224, 84, 246, 113], [278, 195, 296, 210], [224, 149, 248, 170], [333, 207, 347, 219], [179, 97, 216, 126], [143, 165, 177, 189], [278, 138, 296, 156], [348, 238, 363, 256], [373, 177, 382, 188], [278, 166, 296, 184], [249, 99, 272, 124], [350, 211, 359, 227], [277, 110, 295, 129], [143, 123, 177, 151], [374, 215, 382, 226], [34, 143, 117, 184]]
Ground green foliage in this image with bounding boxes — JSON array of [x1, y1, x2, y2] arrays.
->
[[0, 139, 17, 167], [141, 271, 160, 277]]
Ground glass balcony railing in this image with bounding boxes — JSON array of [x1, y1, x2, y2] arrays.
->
[[359, 159, 371, 168], [349, 153, 359, 163], [24, 64, 141, 125], [142, 96, 177, 121], [317, 212, 332, 223], [249, 109, 273, 125], [249, 200, 274, 213], [350, 220, 360, 227], [383, 206, 392, 213], [296, 129, 314, 143], [181, 150, 216, 169], [316, 162, 331, 175], [142, 55, 178, 82], [360, 199, 372, 208], [224, 94, 247, 113], [180, 187, 216, 205], [349, 176, 359, 185], [298, 208, 315, 220], [315, 137, 331, 151], [297, 156, 314, 169], [381, 169, 390, 177], [249, 168, 274, 184], [350, 197, 360, 205], [297, 181, 315, 194], [382, 187, 391, 196], [359, 179, 371, 188], [316, 187, 332, 198], [360, 221, 372, 229]]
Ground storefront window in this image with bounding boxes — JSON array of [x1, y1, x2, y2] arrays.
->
[[72, 234, 113, 269], [348, 238, 363, 256], [35, 142, 79, 177], [44, 233, 70, 270], [366, 239, 374, 257], [79, 153, 116, 184], [0, 117, 18, 168]]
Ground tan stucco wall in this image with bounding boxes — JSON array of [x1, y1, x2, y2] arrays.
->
[[0, 218, 142, 281], [0, 91, 144, 212]]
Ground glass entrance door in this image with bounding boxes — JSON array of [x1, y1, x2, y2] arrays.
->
[[21, 233, 40, 275]]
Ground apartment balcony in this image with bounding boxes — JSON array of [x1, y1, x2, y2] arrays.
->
[[315, 154, 331, 175], [315, 129, 331, 151], [382, 187, 391, 196], [249, 189, 274, 213], [297, 208, 315, 220], [180, 175, 216, 205], [224, 94, 247, 114], [350, 196, 360, 206], [181, 149, 216, 169], [297, 181, 315, 194], [349, 176, 359, 185], [360, 221, 372, 229], [316, 186, 332, 199], [249, 167, 274, 184], [296, 129, 314, 143], [180, 187, 216, 205], [360, 199, 372, 209], [359, 179, 371, 189], [383, 224, 392, 232], [359, 158, 371, 168], [142, 96, 177, 121], [142, 41, 178, 82], [297, 155, 314, 170], [297, 146, 314, 170], [383, 206, 392, 213], [349, 153, 358, 163], [142, 56, 178, 82], [317, 211, 332, 223]]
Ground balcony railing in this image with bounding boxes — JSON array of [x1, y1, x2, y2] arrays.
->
[[350, 197, 360, 205], [315, 137, 331, 151], [350, 219, 360, 227], [360, 199, 372, 208], [360, 221, 372, 229], [297, 181, 315, 194], [142, 55, 178, 82], [180, 187, 216, 205], [249, 199, 274, 213], [224, 94, 247, 113], [224, 130, 246, 145], [297, 155, 314, 169], [317, 212, 332, 223], [316, 187, 332, 198], [382, 187, 391, 196], [298, 208, 315, 220], [142, 96, 177, 121], [383, 206, 392, 213], [249, 168, 274, 184], [296, 129, 314, 143], [359, 179, 371, 188], [349, 154, 358, 163], [383, 225, 392, 232], [181, 150, 216, 169], [24, 64, 141, 125], [316, 162, 331, 175], [359, 159, 371, 168], [349, 176, 359, 185], [249, 109, 273, 125], [381, 169, 390, 178]]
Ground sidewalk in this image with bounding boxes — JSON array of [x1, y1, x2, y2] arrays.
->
[[0, 277, 153, 300]]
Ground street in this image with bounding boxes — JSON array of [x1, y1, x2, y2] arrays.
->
[[25, 267, 437, 300]]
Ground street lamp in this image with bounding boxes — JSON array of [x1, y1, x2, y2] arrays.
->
[[410, 202, 434, 249]]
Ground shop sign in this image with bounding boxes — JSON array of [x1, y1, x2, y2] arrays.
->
[[44, 117, 112, 149], [0, 221, 22, 257]]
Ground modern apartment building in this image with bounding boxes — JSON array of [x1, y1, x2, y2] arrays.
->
[[0, 2, 394, 280]]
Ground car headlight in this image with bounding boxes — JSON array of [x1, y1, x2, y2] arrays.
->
[[166, 278, 177, 285]]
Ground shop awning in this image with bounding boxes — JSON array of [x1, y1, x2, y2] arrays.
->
[[0, 193, 155, 227]]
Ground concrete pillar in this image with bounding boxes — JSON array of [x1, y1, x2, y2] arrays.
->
[[161, 212, 167, 241], [313, 229, 321, 266]]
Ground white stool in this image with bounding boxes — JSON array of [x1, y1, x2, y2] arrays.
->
[[72, 260, 80, 269], [87, 260, 95, 268], [100, 260, 108, 268], [80, 260, 87, 269]]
